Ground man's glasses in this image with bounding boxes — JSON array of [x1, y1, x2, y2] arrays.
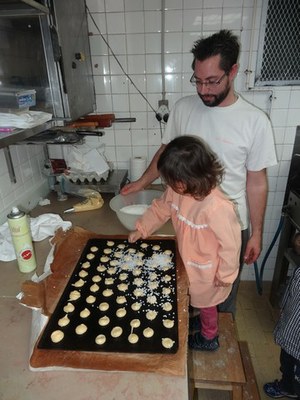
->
[[190, 73, 227, 88]]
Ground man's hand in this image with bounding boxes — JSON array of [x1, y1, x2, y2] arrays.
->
[[128, 230, 143, 243], [243, 234, 262, 265], [121, 179, 144, 195]]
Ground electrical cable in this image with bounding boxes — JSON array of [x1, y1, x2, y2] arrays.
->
[[253, 212, 285, 295]]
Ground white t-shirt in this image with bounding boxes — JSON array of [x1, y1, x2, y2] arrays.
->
[[162, 94, 278, 229]]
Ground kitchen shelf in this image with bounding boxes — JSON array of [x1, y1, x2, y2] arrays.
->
[[0, 121, 55, 149]]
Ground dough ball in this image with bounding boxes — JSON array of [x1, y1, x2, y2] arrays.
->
[[97, 265, 106, 272], [119, 273, 128, 281], [146, 310, 158, 321], [149, 272, 157, 281], [140, 243, 148, 249], [163, 319, 174, 328], [72, 279, 85, 288], [92, 275, 101, 282], [86, 253, 95, 260], [117, 243, 125, 249], [86, 295, 96, 304], [69, 290, 80, 301], [107, 241, 115, 246], [51, 330, 64, 343], [82, 261, 91, 269], [80, 308, 91, 318], [103, 288, 113, 297], [162, 275, 172, 283], [90, 283, 99, 292], [90, 246, 98, 252], [111, 326, 123, 338], [99, 316, 110, 326], [79, 270, 88, 278], [147, 295, 157, 304], [99, 302, 109, 311], [133, 277, 143, 286], [131, 302, 142, 311], [162, 287, 171, 296], [128, 333, 139, 344], [152, 245, 160, 251], [103, 248, 112, 254], [95, 334, 106, 345], [107, 267, 117, 275], [116, 296, 126, 304], [148, 281, 158, 290], [117, 283, 128, 292], [132, 268, 142, 276], [58, 314, 70, 327], [130, 319, 141, 328], [162, 337, 175, 349], [143, 327, 154, 338], [63, 302, 75, 313], [133, 288, 144, 297], [162, 302, 172, 312], [75, 324, 87, 335], [105, 277, 114, 285], [100, 256, 109, 263], [116, 307, 126, 318]]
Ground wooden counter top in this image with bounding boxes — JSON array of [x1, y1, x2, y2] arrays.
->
[[0, 190, 190, 400]]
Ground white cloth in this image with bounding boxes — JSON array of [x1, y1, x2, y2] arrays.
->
[[0, 213, 72, 261], [162, 94, 278, 229], [0, 111, 52, 129]]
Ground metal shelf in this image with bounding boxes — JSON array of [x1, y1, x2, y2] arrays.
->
[[0, 121, 55, 149]]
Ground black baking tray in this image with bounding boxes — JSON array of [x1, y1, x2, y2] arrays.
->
[[37, 238, 179, 354]]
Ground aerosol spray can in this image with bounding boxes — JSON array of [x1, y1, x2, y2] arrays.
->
[[7, 207, 37, 273]]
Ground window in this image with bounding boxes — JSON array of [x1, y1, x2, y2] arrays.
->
[[255, 0, 300, 86]]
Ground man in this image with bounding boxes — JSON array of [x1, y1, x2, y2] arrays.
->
[[121, 30, 277, 315]]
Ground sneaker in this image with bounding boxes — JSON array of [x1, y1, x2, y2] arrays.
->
[[189, 315, 201, 332], [188, 332, 219, 352], [263, 380, 298, 398]]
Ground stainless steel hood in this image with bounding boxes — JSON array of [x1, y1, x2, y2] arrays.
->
[[0, 0, 49, 16]]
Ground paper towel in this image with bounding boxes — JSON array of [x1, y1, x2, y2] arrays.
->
[[130, 156, 147, 182]]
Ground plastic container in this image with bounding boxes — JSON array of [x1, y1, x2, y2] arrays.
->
[[7, 207, 36, 273], [109, 190, 162, 230]]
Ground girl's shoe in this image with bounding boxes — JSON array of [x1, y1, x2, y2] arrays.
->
[[188, 332, 219, 351], [263, 380, 298, 398]]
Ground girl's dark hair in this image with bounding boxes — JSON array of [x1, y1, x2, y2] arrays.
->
[[191, 30, 240, 73], [157, 136, 224, 199]]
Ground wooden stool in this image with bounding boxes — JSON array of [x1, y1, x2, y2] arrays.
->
[[188, 313, 246, 400]]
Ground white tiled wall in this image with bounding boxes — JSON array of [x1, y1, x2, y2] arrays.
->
[[1, 0, 300, 282]]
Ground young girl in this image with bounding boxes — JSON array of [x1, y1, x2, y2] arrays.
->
[[128, 136, 241, 351]]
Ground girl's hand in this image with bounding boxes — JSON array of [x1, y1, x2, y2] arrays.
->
[[128, 230, 142, 243], [214, 277, 231, 287]]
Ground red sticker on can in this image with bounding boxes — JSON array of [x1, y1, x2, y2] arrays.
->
[[21, 249, 32, 260]]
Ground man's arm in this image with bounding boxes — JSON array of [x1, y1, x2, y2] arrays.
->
[[244, 169, 268, 264], [121, 144, 167, 195]]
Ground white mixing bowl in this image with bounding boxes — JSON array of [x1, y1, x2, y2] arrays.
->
[[109, 189, 163, 230]]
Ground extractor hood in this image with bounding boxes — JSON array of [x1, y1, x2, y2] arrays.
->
[[0, 0, 49, 16]]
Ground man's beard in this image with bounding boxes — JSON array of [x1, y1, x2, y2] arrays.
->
[[198, 84, 231, 107]]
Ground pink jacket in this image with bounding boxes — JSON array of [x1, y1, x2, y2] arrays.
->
[[136, 187, 241, 308]]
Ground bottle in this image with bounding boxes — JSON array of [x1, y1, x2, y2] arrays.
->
[[7, 207, 37, 273]]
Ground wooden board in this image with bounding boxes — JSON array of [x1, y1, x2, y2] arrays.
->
[[25, 227, 189, 376], [188, 313, 246, 397]]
